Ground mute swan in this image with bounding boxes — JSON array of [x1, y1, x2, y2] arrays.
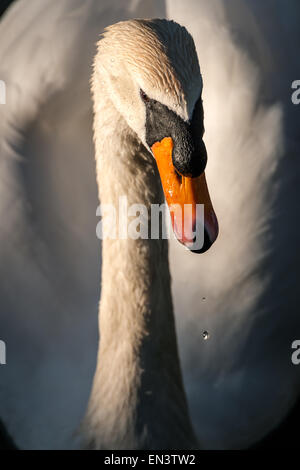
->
[[0, 0, 299, 450], [80, 18, 218, 450]]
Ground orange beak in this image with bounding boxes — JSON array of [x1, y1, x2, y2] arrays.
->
[[151, 137, 219, 253]]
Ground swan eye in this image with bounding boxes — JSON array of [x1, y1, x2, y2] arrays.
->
[[140, 89, 150, 103]]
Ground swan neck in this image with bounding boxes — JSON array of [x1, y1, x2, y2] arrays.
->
[[83, 92, 197, 449]]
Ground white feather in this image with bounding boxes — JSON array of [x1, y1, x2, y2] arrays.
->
[[0, 0, 299, 449]]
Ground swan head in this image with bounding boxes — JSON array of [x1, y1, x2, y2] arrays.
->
[[94, 19, 219, 253]]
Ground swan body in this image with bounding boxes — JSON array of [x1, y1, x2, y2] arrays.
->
[[0, 0, 299, 450], [81, 19, 208, 449]]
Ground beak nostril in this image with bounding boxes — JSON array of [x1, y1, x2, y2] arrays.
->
[[173, 153, 206, 179], [174, 167, 182, 183]]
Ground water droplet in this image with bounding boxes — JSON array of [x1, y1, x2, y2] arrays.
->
[[202, 331, 210, 340], [202, 296, 206, 301]]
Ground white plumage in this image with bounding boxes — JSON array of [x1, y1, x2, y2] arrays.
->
[[0, 0, 299, 449]]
